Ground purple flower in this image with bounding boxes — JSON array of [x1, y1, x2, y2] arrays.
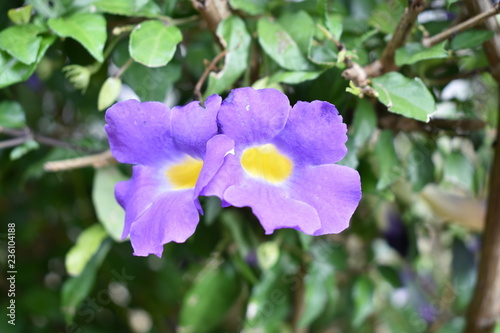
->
[[204, 87, 361, 235], [105, 96, 231, 257]]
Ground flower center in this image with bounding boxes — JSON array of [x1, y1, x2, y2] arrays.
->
[[166, 156, 204, 190], [241, 144, 293, 184]]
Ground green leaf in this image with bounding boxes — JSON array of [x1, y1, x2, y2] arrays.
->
[[0, 24, 43, 65], [61, 238, 111, 323], [368, 1, 405, 34], [372, 72, 436, 122], [228, 0, 267, 15], [375, 130, 401, 190], [98, 77, 122, 111], [451, 30, 494, 51], [10, 139, 39, 160], [326, 14, 343, 40], [269, 70, 323, 84], [351, 99, 377, 148], [129, 20, 182, 67], [395, 42, 448, 66], [94, 0, 160, 17], [298, 260, 336, 328], [377, 265, 402, 288], [446, 0, 460, 8], [244, 257, 292, 332], [352, 275, 375, 327], [179, 262, 240, 333], [277, 11, 315, 55], [204, 16, 251, 97], [8, 5, 33, 25], [92, 166, 127, 241], [443, 150, 475, 191], [113, 39, 181, 101], [0, 101, 26, 128], [308, 38, 338, 67], [65, 224, 108, 276], [407, 139, 435, 191], [257, 17, 312, 71], [48, 13, 107, 62]]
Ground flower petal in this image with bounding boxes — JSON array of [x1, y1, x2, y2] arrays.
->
[[195, 134, 235, 198], [118, 165, 165, 239], [129, 190, 200, 257], [105, 99, 175, 166], [290, 164, 361, 235], [274, 101, 348, 165], [218, 87, 290, 149], [171, 94, 221, 158], [224, 177, 322, 235]]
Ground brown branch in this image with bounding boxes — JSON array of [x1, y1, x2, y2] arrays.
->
[[422, 3, 500, 48], [464, 0, 500, 331], [364, 0, 426, 77], [193, 49, 228, 102], [191, 0, 230, 33], [44, 150, 116, 172]]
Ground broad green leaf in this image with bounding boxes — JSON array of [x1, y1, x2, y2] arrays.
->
[[228, 0, 267, 15], [395, 42, 448, 66], [257, 17, 312, 71], [61, 238, 111, 323], [451, 30, 494, 50], [204, 16, 251, 97], [0, 24, 43, 64], [65, 224, 108, 276], [447, 0, 460, 8], [443, 150, 475, 191], [298, 260, 336, 328], [269, 71, 323, 84], [8, 5, 33, 25], [0, 34, 55, 88], [98, 77, 122, 111], [48, 13, 106, 62], [375, 130, 401, 190], [179, 262, 240, 333], [92, 166, 127, 241], [27, 0, 68, 18], [94, 0, 160, 17], [0, 101, 26, 128], [308, 38, 338, 66], [129, 20, 182, 67], [372, 72, 436, 122], [251, 76, 283, 91], [277, 11, 315, 55], [352, 275, 375, 327], [10, 139, 39, 160]]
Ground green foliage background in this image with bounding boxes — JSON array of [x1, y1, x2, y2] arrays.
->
[[0, 0, 499, 332]]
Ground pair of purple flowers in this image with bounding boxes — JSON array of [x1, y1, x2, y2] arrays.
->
[[105, 87, 362, 257]]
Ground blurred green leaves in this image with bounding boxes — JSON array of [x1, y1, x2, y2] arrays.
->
[[0, 101, 26, 128]]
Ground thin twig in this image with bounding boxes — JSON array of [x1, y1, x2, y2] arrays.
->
[[114, 57, 134, 79], [422, 3, 500, 48], [364, 0, 426, 77], [0, 126, 97, 153], [0, 136, 28, 149], [44, 150, 117, 172], [193, 49, 228, 102]]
